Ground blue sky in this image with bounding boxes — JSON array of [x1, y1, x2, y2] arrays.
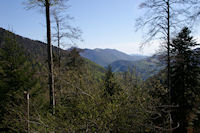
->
[[1, 0, 198, 55]]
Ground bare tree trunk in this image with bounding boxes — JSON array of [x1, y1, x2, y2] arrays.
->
[[57, 21, 62, 95], [45, 0, 55, 115], [167, 1, 172, 132], [24, 91, 30, 133], [27, 92, 30, 133], [167, 0, 171, 107]]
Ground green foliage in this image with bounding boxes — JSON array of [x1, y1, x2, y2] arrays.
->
[[170, 27, 200, 132], [0, 36, 39, 132], [110, 56, 164, 80], [39, 76, 154, 132], [120, 67, 142, 87], [104, 65, 121, 96], [0, 28, 166, 132], [26, 55, 155, 132]]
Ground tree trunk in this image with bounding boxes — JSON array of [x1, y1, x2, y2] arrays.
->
[[167, 0, 172, 132], [45, 0, 55, 115], [27, 92, 30, 133], [167, 0, 171, 105], [57, 20, 62, 95]]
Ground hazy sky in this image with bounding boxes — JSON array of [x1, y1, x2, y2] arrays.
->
[[0, 0, 199, 55]]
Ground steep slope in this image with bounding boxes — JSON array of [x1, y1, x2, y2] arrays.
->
[[0, 28, 105, 77], [80, 48, 147, 67], [110, 56, 164, 79], [0, 28, 49, 62], [110, 60, 135, 72], [0, 28, 163, 80]]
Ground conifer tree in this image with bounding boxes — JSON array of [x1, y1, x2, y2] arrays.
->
[[171, 27, 200, 132], [104, 65, 120, 96], [0, 37, 36, 132]]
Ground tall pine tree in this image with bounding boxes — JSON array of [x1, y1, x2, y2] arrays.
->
[[104, 65, 121, 96], [171, 27, 200, 132]]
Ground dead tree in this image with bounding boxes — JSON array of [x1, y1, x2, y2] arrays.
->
[[52, 8, 82, 97], [25, 0, 67, 115], [136, 0, 189, 131], [184, 0, 200, 23]]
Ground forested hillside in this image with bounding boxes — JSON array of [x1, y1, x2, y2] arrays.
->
[[1, 0, 200, 132], [1, 26, 200, 132], [0, 28, 157, 132], [80, 48, 147, 67], [0, 28, 157, 80], [110, 55, 164, 79]]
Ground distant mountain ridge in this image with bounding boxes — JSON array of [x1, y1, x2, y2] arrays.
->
[[0, 27, 162, 80], [0, 28, 105, 75], [110, 55, 164, 79], [80, 48, 147, 67], [79, 47, 163, 79]]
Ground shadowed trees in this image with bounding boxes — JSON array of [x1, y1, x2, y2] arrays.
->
[[104, 65, 121, 96], [136, 0, 192, 130], [0, 36, 37, 132], [171, 27, 200, 132]]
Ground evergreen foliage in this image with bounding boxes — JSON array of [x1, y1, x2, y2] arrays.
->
[[104, 65, 121, 96], [0, 27, 200, 132], [171, 27, 200, 132], [0, 36, 38, 132]]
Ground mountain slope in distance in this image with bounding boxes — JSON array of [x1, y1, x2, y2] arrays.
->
[[80, 48, 147, 67], [0, 28, 105, 78], [0, 27, 162, 80], [110, 56, 164, 80]]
